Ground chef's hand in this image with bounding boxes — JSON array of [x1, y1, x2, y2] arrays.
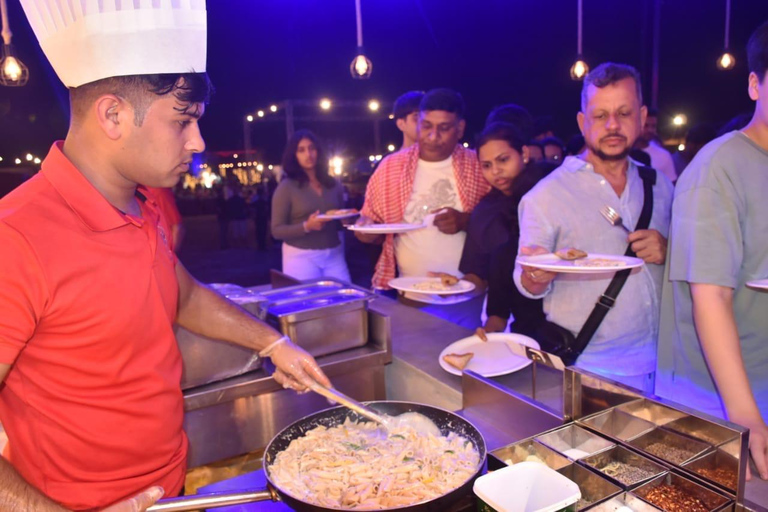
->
[[304, 211, 331, 232], [730, 410, 768, 481], [353, 215, 384, 244], [102, 486, 164, 512], [519, 245, 557, 295], [628, 229, 667, 265], [269, 339, 331, 392], [432, 207, 469, 234]]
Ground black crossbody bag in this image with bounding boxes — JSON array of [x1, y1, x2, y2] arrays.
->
[[534, 167, 656, 365]]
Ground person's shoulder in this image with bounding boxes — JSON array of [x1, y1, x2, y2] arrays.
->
[[521, 161, 573, 202], [676, 132, 746, 191], [0, 173, 57, 225]]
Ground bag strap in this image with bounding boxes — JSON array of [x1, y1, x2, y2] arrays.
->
[[571, 166, 656, 350]]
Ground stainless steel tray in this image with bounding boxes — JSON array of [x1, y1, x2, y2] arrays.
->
[[557, 463, 622, 510], [535, 423, 615, 461], [579, 408, 656, 443], [662, 415, 739, 447], [616, 399, 687, 427], [683, 448, 740, 493], [491, 438, 571, 470], [581, 445, 668, 490], [632, 472, 732, 512], [629, 427, 713, 467]]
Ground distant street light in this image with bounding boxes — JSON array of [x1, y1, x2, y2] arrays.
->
[[320, 98, 332, 110], [246, 115, 254, 122], [368, 100, 380, 112], [387, 144, 395, 152], [672, 114, 687, 127], [257, 110, 265, 117], [270, 105, 278, 112]]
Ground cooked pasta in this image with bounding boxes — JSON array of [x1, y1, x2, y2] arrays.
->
[[269, 418, 480, 509]]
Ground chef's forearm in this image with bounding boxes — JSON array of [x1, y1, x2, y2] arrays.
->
[[175, 262, 282, 352], [0, 457, 69, 512]]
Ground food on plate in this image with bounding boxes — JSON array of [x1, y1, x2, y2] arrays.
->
[[325, 208, 359, 216], [438, 273, 460, 286], [575, 258, 625, 268], [413, 280, 461, 292], [443, 352, 474, 371], [269, 418, 481, 509], [555, 247, 588, 260]]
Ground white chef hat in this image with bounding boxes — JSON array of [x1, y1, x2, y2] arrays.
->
[[19, 0, 207, 88]]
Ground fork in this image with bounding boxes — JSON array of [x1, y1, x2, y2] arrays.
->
[[599, 205, 631, 233]]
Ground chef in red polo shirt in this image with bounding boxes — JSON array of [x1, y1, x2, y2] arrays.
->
[[0, 2, 330, 511]]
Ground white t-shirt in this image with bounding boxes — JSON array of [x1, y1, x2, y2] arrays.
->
[[394, 156, 466, 277], [644, 141, 676, 183]]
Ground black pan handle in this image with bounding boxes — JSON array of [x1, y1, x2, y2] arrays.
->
[[146, 486, 278, 511]]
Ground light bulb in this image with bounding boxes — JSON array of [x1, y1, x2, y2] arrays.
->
[[320, 99, 332, 110], [257, 110, 265, 118], [368, 100, 380, 112], [350, 53, 373, 79], [3, 56, 21, 81], [672, 114, 687, 127], [570, 59, 589, 80], [270, 105, 278, 112], [717, 52, 736, 70]]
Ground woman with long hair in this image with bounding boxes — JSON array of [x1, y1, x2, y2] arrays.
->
[[459, 122, 545, 338], [271, 129, 351, 281]]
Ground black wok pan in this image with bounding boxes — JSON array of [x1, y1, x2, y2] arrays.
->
[[148, 401, 487, 511]]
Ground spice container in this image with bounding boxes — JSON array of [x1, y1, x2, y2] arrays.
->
[[616, 399, 687, 427], [589, 492, 662, 511], [629, 428, 712, 466], [579, 408, 656, 442], [536, 424, 615, 461], [683, 449, 740, 492], [492, 438, 571, 471], [662, 416, 738, 447], [633, 473, 731, 512], [557, 463, 621, 510], [581, 446, 667, 489]]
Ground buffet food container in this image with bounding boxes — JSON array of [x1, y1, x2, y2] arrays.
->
[[474, 462, 581, 512], [683, 448, 740, 493], [254, 279, 376, 358], [632, 472, 731, 512], [491, 438, 571, 470], [579, 408, 656, 442], [557, 463, 622, 510], [616, 399, 687, 427], [536, 424, 615, 461], [662, 416, 739, 447], [629, 428, 712, 466], [581, 446, 667, 489]]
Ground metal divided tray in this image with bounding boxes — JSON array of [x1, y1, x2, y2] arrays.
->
[[491, 438, 571, 470], [633, 472, 731, 512], [581, 445, 668, 489], [579, 408, 656, 442], [557, 463, 622, 510], [535, 424, 615, 461], [629, 428, 712, 466]]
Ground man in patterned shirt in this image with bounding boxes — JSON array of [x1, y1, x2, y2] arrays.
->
[[356, 88, 490, 328]]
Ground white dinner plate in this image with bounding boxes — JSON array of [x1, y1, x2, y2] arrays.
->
[[439, 333, 541, 377], [347, 223, 425, 234], [389, 276, 476, 296], [747, 279, 768, 290], [400, 291, 476, 305], [516, 253, 644, 274], [316, 210, 360, 220]]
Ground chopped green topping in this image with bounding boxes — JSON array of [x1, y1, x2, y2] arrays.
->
[[403, 456, 414, 462], [344, 442, 364, 451], [444, 450, 455, 454], [390, 434, 406, 440]]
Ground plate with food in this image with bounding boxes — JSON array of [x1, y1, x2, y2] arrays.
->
[[316, 208, 360, 220], [516, 248, 644, 274], [747, 279, 768, 290], [347, 223, 425, 234], [439, 333, 541, 377], [389, 275, 475, 296]]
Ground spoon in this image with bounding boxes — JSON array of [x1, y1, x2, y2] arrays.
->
[[307, 382, 441, 437]]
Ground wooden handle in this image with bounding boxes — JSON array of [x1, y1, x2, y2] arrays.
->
[[308, 382, 389, 426]]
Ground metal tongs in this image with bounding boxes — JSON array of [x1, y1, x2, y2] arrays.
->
[[307, 382, 441, 436]]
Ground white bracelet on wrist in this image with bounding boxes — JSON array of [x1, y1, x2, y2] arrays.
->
[[259, 335, 290, 357]]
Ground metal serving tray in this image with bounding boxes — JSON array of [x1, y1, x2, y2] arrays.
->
[[683, 448, 740, 493], [491, 438, 571, 470], [536, 424, 616, 461], [662, 416, 739, 447], [557, 463, 622, 510], [589, 492, 662, 511], [581, 445, 667, 490], [629, 428, 713, 467], [616, 399, 687, 427], [633, 472, 732, 512], [579, 408, 656, 443]]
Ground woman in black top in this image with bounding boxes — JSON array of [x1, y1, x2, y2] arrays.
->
[[459, 122, 545, 338]]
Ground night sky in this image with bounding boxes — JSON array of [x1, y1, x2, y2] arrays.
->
[[2, 0, 768, 165]]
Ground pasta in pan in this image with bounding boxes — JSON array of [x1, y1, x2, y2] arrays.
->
[[269, 418, 481, 509]]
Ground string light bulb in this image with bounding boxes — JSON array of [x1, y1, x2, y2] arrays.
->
[[717, 52, 736, 70], [349, 0, 372, 79], [569, 0, 588, 81], [0, 0, 29, 87], [570, 58, 589, 80]]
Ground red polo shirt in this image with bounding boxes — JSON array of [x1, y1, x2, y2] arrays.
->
[[0, 143, 186, 510]]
